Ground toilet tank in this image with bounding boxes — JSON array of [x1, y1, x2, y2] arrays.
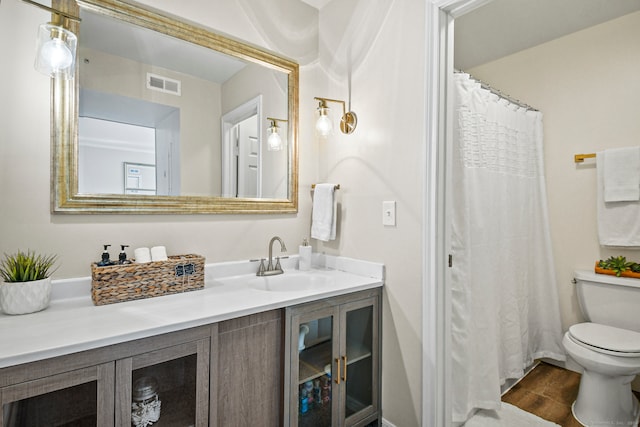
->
[[574, 270, 640, 332]]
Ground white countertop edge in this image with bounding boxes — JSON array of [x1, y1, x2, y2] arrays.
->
[[1, 255, 384, 368], [5, 281, 382, 369]]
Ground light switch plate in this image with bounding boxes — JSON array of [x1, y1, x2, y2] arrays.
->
[[382, 201, 396, 226]]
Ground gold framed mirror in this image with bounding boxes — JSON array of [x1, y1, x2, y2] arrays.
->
[[52, 0, 298, 214]]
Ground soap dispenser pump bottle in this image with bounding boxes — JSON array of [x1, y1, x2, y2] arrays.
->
[[118, 245, 131, 265], [97, 245, 114, 267], [299, 238, 311, 271]]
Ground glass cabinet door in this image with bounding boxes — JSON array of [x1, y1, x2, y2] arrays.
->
[[341, 297, 379, 426], [288, 293, 380, 427], [291, 306, 340, 427], [1, 363, 115, 427], [116, 338, 209, 427]]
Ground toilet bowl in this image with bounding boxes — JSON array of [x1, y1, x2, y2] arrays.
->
[[564, 271, 640, 427], [563, 323, 640, 426]]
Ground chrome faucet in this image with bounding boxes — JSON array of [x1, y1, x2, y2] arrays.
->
[[256, 236, 287, 276]]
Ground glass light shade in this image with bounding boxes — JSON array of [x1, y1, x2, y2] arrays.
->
[[315, 107, 333, 136], [35, 23, 77, 79], [267, 126, 283, 151]]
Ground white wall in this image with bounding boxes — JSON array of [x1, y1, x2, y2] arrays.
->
[[78, 117, 156, 194], [0, 0, 425, 426], [80, 48, 222, 196], [469, 12, 640, 332], [315, 0, 426, 425]]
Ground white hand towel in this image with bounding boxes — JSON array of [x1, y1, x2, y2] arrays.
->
[[603, 147, 640, 202], [597, 153, 640, 246], [150, 246, 168, 262], [134, 247, 151, 263], [311, 184, 337, 242]]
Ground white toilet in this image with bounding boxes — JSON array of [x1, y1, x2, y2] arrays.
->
[[563, 270, 640, 426]]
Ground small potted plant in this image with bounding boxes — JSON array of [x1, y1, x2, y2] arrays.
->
[[0, 250, 58, 315], [596, 256, 640, 278]]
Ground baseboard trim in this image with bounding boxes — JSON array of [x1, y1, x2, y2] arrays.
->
[[381, 417, 397, 427]]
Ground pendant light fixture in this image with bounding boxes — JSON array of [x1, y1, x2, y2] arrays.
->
[[22, 0, 80, 80], [267, 117, 287, 151]]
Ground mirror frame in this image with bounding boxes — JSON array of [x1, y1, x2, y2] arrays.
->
[[52, 0, 298, 214]]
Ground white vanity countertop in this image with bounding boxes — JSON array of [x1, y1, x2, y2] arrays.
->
[[0, 255, 384, 368]]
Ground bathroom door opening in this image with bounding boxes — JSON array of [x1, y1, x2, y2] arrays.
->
[[425, 1, 581, 425]]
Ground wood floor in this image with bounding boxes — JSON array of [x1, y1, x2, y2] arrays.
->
[[501, 362, 584, 427], [502, 362, 640, 427]]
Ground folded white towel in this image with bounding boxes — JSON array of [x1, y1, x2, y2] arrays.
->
[[311, 183, 337, 242], [150, 246, 168, 262], [603, 147, 640, 202], [597, 154, 640, 247], [134, 247, 151, 263]]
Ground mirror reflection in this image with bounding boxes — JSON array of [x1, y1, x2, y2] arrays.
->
[[52, 0, 298, 214], [77, 8, 290, 199]]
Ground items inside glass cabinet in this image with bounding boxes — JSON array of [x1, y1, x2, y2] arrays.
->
[[131, 354, 197, 426], [298, 316, 333, 426], [296, 305, 374, 426]]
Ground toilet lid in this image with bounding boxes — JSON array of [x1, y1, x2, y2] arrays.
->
[[569, 323, 640, 355]]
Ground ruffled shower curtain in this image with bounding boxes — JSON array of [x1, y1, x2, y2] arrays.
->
[[451, 73, 566, 423]]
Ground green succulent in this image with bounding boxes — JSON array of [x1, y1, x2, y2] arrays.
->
[[0, 250, 58, 283], [598, 256, 638, 277]]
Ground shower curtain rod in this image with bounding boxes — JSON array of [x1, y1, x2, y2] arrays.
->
[[454, 69, 539, 112]]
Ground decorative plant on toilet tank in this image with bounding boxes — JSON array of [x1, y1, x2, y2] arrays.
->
[[596, 255, 640, 277], [0, 250, 58, 315]]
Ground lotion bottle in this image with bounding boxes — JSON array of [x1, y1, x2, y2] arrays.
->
[[299, 238, 311, 271]]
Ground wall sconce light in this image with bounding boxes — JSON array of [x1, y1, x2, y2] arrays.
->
[[267, 117, 287, 151], [314, 97, 357, 136], [21, 0, 81, 80]]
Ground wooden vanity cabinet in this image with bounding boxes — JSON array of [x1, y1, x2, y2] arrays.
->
[[0, 325, 212, 427], [115, 336, 211, 426], [0, 312, 284, 427], [212, 309, 284, 426], [0, 362, 115, 426], [284, 289, 381, 427], [0, 291, 379, 427]]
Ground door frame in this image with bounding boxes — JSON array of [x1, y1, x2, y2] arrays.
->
[[221, 95, 263, 198], [422, 1, 493, 426]]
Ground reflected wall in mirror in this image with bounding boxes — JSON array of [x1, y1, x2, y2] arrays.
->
[[52, 0, 298, 213]]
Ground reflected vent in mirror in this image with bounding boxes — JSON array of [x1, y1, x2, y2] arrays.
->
[[146, 73, 181, 96]]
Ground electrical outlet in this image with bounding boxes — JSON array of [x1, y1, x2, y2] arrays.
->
[[382, 201, 396, 226]]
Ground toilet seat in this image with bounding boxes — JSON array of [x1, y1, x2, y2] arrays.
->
[[569, 323, 640, 357]]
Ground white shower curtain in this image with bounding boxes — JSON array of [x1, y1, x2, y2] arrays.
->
[[450, 73, 566, 423]]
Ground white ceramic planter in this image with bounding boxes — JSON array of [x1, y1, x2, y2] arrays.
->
[[0, 277, 52, 315]]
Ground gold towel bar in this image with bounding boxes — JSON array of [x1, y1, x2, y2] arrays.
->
[[311, 184, 340, 190], [574, 153, 596, 163]]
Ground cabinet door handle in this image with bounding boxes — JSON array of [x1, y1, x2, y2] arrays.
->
[[335, 357, 341, 384], [342, 355, 347, 382]]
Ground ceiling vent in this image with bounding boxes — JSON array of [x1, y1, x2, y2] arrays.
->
[[146, 72, 181, 96]]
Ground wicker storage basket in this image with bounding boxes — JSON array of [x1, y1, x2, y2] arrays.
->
[[91, 254, 204, 306]]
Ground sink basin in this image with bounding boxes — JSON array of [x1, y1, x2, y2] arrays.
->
[[248, 272, 333, 292]]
